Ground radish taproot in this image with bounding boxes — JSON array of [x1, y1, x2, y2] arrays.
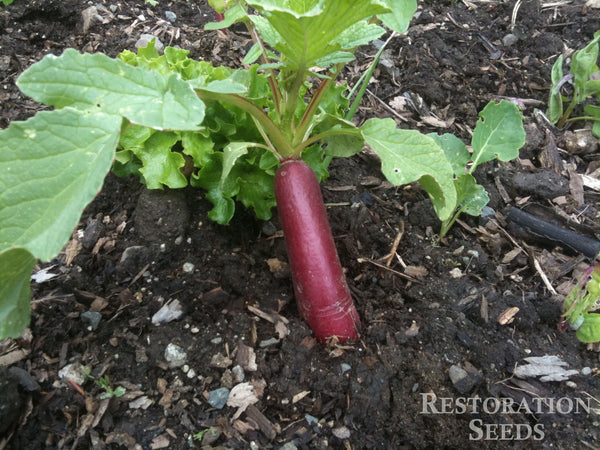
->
[[274, 159, 360, 342]]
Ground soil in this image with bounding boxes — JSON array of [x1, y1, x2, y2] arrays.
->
[[1, 1, 600, 449]]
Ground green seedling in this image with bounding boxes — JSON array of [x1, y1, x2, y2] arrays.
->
[[560, 264, 600, 344], [429, 101, 526, 239], [82, 367, 126, 399], [547, 31, 600, 137], [0, 0, 524, 341]]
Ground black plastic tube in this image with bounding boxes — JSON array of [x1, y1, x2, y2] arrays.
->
[[507, 207, 600, 259]]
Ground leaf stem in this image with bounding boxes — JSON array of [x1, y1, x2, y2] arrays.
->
[[196, 89, 294, 158], [246, 20, 282, 114]]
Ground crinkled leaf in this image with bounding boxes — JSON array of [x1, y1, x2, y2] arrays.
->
[[221, 142, 252, 189], [131, 132, 187, 189], [247, 0, 390, 69], [192, 153, 236, 224], [361, 118, 456, 220], [235, 166, 277, 220], [470, 100, 525, 170], [454, 174, 489, 216], [428, 133, 470, 177], [18, 49, 205, 130], [181, 131, 214, 167], [0, 248, 36, 339], [576, 313, 600, 343], [378, 0, 417, 34], [0, 108, 121, 261]]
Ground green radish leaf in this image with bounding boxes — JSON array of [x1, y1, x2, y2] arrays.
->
[[246, 0, 390, 69], [576, 313, 600, 343], [18, 49, 205, 131], [361, 118, 456, 220], [195, 79, 248, 94], [205, 2, 247, 30], [378, 0, 418, 34], [0, 108, 122, 261], [470, 100, 525, 171], [454, 174, 490, 216], [131, 132, 187, 189], [428, 133, 470, 177], [313, 114, 364, 157], [332, 21, 386, 50], [0, 248, 36, 339]]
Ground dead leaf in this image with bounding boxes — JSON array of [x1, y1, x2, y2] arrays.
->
[[64, 238, 83, 265]]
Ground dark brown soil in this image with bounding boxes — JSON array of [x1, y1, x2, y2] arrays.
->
[[1, 1, 600, 449]]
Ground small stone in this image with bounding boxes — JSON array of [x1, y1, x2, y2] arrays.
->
[[186, 368, 196, 379], [332, 426, 351, 439], [164, 343, 187, 368], [449, 365, 481, 394], [109, 4, 117, 12], [191, 326, 200, 334], [210, 353, 233, 369], [152, 299, 184, 324], [259, 337, 280, 347], [81, 311, 102, 330], [305, 414, 319, 425], [164, 10, 176, 22], [200, 427, 221, 445], [278, 443, 298, 450], [135, 34, 164, 53], [261, 221, 277, 236], [582, 367, 592, 376], [182, 364, 190, 373], [211, 336, 222, 344], [208, 387, 230, 409], [182, 262, 195, 273], [58, 363, 89, 386], [232, 365, 245, 383], [340, 363, 351, 374], [502, 33, 519, 47], [174, 236, 183, 245]]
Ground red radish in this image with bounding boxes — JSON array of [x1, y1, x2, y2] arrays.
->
[[274, 159, 360, 342]]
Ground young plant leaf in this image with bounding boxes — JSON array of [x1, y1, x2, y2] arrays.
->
[[132, 132, 188, 189], [17, 49, 205, 131], [0, 248, 36, 338], [246, 0, 390, 70], [0, 108, 122, 261], [470, 100, 525, 171], [547, 55, 565, 124], [378, 0, 418, 34], [428, 133, 470, 176], [453, 174, 490, 216], [576, 313, 600, 343], [361, 118, 456, 221]]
